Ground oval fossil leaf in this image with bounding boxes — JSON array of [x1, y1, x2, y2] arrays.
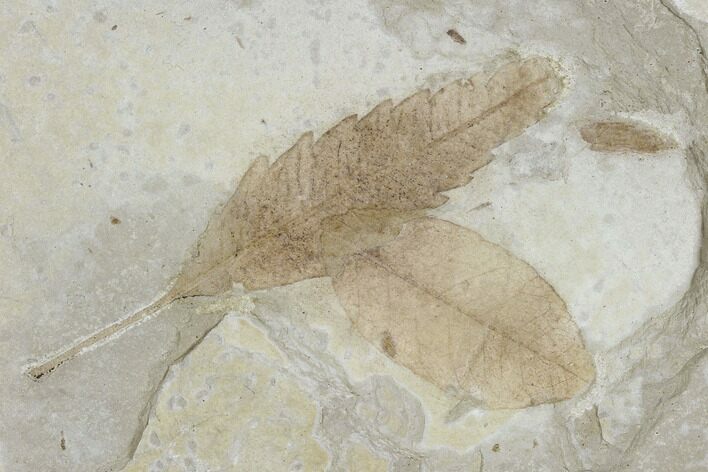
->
[[331, 218, 595, 409], [29, 56, 565, 379]]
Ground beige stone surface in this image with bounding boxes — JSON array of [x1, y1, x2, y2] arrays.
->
[[1, 0, 706, 471]]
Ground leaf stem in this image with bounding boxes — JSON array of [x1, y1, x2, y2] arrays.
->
[[26, 292, 176, 380]]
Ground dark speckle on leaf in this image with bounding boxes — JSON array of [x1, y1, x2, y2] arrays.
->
[[381, 330, 397, 357]]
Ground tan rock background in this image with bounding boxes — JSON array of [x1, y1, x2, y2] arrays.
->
[[1, 0, 706, 470]]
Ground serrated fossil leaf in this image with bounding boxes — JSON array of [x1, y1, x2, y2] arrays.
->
[[331, 218, 595, 409], [29, 56, 569, 383], [171, 56, 563, 296]]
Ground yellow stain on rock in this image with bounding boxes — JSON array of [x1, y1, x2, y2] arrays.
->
[[121, 315, 328, 471], [343, 443, 389, 472]]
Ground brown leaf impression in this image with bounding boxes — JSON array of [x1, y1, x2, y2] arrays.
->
[[580, 120, 676, 153], [330, 217, 594, 408], [28, 57, 594, 408]]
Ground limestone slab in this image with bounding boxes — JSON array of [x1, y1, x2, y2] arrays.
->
[[1, 0, 706, 471]]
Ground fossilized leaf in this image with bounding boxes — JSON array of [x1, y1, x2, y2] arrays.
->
[[321, 208, 426, 276], [580, 120, 676, 153], [30, 56, 564, 379], [172, 56, 564, 297], [331, 218, 595, 409]]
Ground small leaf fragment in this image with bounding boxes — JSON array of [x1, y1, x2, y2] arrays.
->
[[580, 120, 676, 153]]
